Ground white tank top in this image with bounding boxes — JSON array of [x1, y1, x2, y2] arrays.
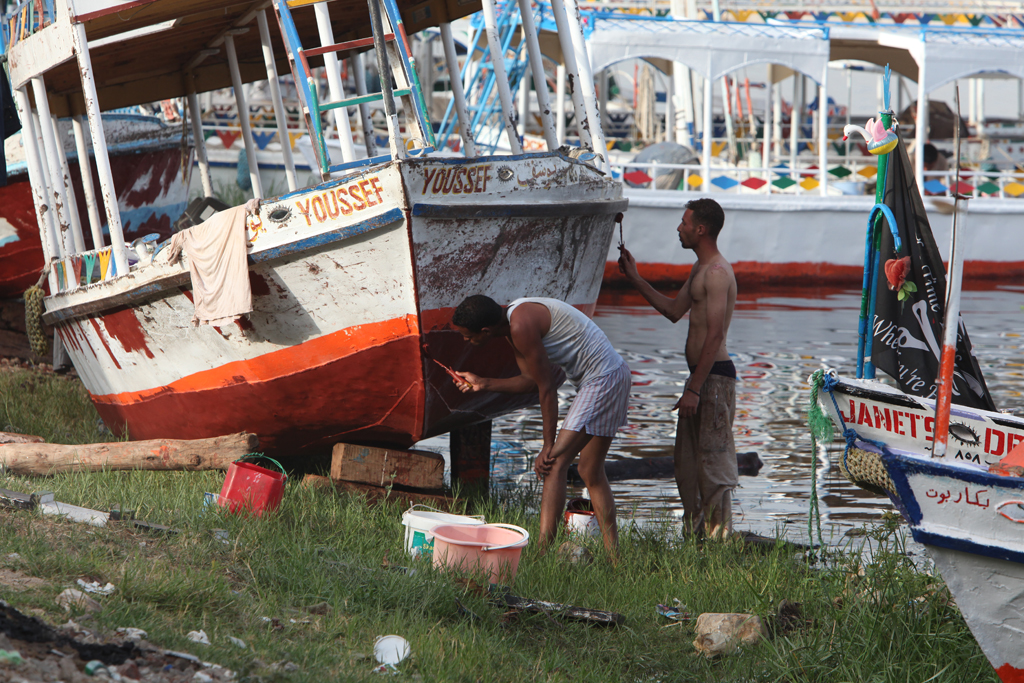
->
[[507, 298, 624, 387]]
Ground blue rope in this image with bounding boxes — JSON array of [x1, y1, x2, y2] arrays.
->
[[820, 373, 890, 473]]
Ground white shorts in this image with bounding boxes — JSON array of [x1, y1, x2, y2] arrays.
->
[[561, 361, 632, 437]]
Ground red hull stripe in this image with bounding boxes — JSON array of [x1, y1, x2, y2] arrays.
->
[[603, 260, 1024, 288], [90, 314, 420, 407], [998, 663, 1024, 683]]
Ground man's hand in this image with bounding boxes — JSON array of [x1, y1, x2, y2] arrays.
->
[[618, 246, 639, 282], [674, 390, 699, 418], [455, 371, 488, 393], [533, 444, 556, 478]]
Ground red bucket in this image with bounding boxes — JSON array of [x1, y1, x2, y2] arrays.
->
[[218, 458, 287, 517]]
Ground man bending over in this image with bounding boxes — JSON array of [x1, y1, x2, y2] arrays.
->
[[451, 295, 631, 556]]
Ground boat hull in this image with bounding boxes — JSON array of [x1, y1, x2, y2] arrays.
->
[[884, 452, 1024, 681], [44, 153, 623, 456], [610, 192, 1024, 287], [818, 373, 1024, 680]]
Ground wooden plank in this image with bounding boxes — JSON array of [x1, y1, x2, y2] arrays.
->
[[331, 443, 444, 490], [0, 432, 258, 475]]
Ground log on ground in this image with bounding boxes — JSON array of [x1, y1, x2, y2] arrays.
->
[[0, 432, 259, 475]]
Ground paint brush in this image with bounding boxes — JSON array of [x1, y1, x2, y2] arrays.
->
[[615, 212, 624, 249], [433, 358, 468, 387], [422, 342, 470, 388]]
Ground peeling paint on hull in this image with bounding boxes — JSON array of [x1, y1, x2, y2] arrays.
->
[[45, 153, 623, 456]]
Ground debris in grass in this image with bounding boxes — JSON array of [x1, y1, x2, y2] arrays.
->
[[693, 613, 766, 656], [656, 603, 692, 622], [305, 601, 332, 615], [77, 580, 116, 595], [490, 588, 626, 627], [185, 630, 210, 646], [373, 635, 410, 666], [227, 636, 246, 649], [116, 627, 148, 641], [56, 589, 102, 614]]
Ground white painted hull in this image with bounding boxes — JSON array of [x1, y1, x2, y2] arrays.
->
[[818, 373, 1024, 681], [610, 191, 1024, 286], [43, 152, 623, 455]]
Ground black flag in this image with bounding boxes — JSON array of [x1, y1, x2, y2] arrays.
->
[[870, 133, 996, 411]]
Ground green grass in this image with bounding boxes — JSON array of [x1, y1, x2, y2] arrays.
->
[[0, 366, 999, 682]]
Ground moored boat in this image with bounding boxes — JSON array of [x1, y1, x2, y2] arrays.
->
[[9, 0, 623, 465], [812, 81, 1024, 681]]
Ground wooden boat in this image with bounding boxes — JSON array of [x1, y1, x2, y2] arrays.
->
[[0, 114, 190, 297], [813, 90, 1024, 681], [8, 0, 622, 462]]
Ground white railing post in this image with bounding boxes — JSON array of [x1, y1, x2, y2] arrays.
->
[[257, 9, 298, 191], [71, 115, 104, 250], [563, 0, 606, 164], [480, 0, 524, 154], [13, 87, 60, 273], [818, 73, 828, 197], [915, 49, 928, 194], [185, 72, 215, 199], [439, 23, 477, 157], [548, 0, 592, 149], [516, 0, 558, 150], [51, 114, 86, 253], [702, 76, 712, 192], [30, 78, 76, 260], [555, 63, 567, 145], [73, 23, 130, 277], [224, 32, 264, 198], [313, 2, 357, 163]]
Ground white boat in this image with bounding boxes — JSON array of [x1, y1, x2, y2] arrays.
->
[[813, 88, 1024, 679], [7, 0, 622, 478], [583, 16, 1024, 286]]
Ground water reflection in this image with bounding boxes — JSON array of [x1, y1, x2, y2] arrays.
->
[[424, 286, 1024, 544]]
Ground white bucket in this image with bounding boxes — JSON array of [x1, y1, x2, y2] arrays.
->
[[565, 511, 602, 538], [402, 505, 486, 559]]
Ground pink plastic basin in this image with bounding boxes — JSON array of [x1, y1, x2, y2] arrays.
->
[[430, 523, 529, 584]]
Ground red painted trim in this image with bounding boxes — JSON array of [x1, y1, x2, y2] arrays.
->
[[90, 314, 421, 406], [603, 260, 1024, 289], [997, 663, 1024, 683], [75, 0, 158, 23]]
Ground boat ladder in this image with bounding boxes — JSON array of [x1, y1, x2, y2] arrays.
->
[[272, 0, 435, 179]]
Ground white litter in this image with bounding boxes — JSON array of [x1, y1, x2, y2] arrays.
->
[[228, 636, 247, 649], [115, 627, 148, 641], [186, 629, 211, 645], [373, 635, 410, 666], [77, 579, 116, 595]]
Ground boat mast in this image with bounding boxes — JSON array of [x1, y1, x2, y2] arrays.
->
[[932, 86, 967, 458]]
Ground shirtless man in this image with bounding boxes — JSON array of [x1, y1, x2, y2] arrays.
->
[[618, 198, 738, 538], [450, 295, 631, 556]]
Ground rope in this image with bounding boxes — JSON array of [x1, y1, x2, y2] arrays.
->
[[24, 267, 50, 358], [806, 371, 830, 553]]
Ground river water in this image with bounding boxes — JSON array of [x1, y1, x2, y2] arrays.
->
[[422, 285, 1024, 545]]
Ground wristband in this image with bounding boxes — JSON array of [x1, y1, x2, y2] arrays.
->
[[686, 387, 701, 398]]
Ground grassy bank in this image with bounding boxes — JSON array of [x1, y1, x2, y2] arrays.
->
[[0, 366, 998, 682]]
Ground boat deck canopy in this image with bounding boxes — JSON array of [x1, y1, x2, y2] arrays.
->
[[17, 0, 481, 117]]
